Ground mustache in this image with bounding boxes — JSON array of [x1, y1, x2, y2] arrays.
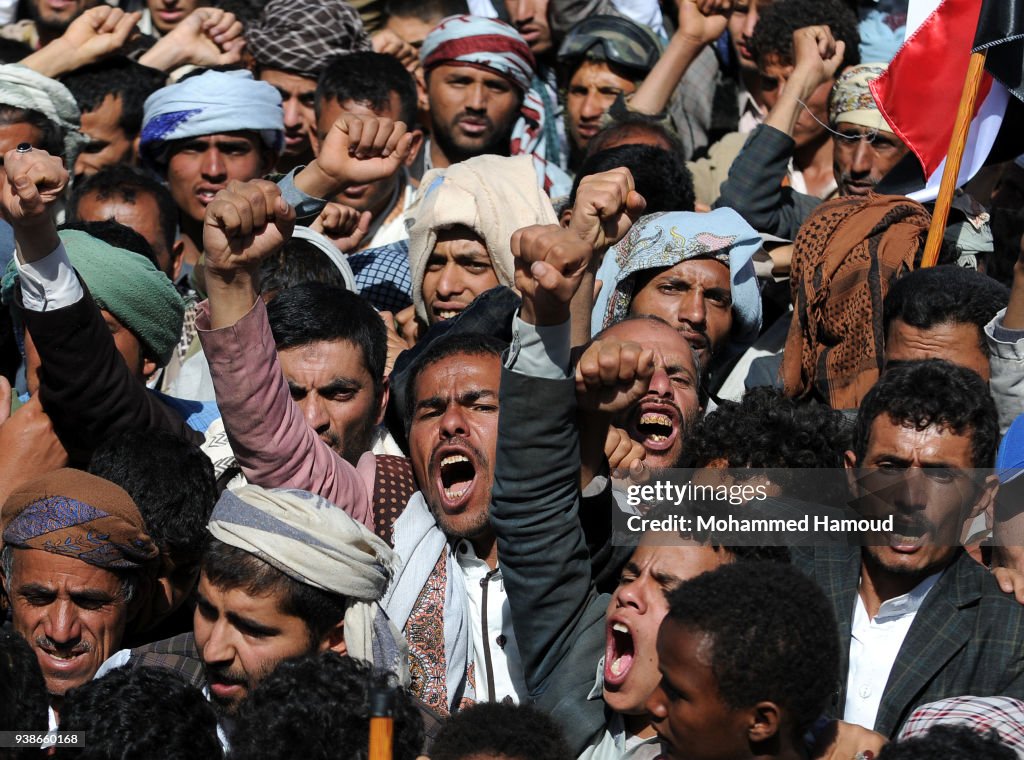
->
[[204, 662, 248, 687], [452, 111, 494, 129], [35, 636, 90, 657], [430, 436, 489, 472]]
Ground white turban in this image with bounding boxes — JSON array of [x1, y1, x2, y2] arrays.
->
[[0, 64, 84, 167], [139, 69, 284, 168], [407, 154, 558, 324], [207, 485, 408, 683]]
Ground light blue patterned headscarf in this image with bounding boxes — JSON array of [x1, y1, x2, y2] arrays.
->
[[139, 70, 284, 168], [597, 209, 763, 349]]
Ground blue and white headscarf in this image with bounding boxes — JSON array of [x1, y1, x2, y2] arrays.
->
[[596, 209, 763, 350], [139, 70, 284, 168]]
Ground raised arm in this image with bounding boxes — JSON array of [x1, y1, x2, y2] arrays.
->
[[629, 1, 731, 116], [714, 25, 844, 236], [197, 180, 376, 524], [2, 147, 197, 462]]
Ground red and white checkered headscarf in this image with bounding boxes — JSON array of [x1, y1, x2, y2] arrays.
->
[[421, 15, 535, 92]]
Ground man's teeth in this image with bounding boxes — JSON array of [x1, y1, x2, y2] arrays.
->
[[441, 454, 469, 468], [640, 413, 672, 427], [612, 623, 628, 634], [610, 657, 624, 675], [444, 485, 469, 500], [438, 310, 460, 320]]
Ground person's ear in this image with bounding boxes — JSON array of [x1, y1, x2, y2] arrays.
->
[[321, 620, 347, 656], [844, 449, 859, 495], [142, 357, 159, 379], [403, 129, 425, 167], [376, 376, 390, 426], [131, 134, 142, 165], [171, 238, 187, 282], [560, 207, 573, 228], [747, 701, 782, 743], [970, 473, 1000, 520]]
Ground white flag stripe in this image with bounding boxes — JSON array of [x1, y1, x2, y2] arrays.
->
[[908, 80, 1010, 202], [905, 0, 943, 43]]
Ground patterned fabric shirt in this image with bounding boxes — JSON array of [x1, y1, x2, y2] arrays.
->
[[349, 241, 412, 313]]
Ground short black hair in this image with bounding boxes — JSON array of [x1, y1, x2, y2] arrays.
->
[[228, 652, 424, 760], [404, 332, 505, 434], [260, 238, 349, 298], [883, 266, 1010, 356], [0, 631, 48, 758], [569, 144, 695, 214], [202, 538, 350, 648], [71, 164, 179, 257], [689, 387, 851, 469], [431, 702, 570, 760], [878, 725, 1017, 760], [55, 667, 221, 759], [265, 283, 387, 397], [854, 359, 999, 468], [384, 0, 468, 22], [61, 56, 166, 138], [585, 111, 686, 159], [664, 561, 839, 737], [750, 0, 860, 71], [0, 105, 63, 157], [0, 38, 32, 63], [317, 52, 418, 127], [58, 219, 160, 269], [88, 431, 216, 561]]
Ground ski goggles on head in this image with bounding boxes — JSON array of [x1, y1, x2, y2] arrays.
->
[[557, 15, 662, 74]]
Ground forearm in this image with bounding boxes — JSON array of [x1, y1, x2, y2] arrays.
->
[[197, 299, 374, 526], [138, 36, 188, 71], [629, 34, 706, 115], [13, 221, 60, 266], [20, 39, 78, 78], [205, 271, 259, 331], [764, 71, 819, 137], [1003, 262, 1024, 329], [579, 413, 611, 489]]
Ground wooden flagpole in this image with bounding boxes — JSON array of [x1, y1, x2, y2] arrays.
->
[[921, 49, 989, 267]]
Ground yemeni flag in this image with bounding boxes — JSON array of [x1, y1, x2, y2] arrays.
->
[[870, 0, 1024, 203]]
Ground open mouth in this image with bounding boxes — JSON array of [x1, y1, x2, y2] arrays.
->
[[604, 621, 636, 688], [432, 304, 464, 321], [887, 518, 929, 552], [196, 187, 223, 205], [437, 452, 477, 508], [630, 405, 679, 452]]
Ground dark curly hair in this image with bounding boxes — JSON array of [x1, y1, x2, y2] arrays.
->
[[0, 631, 48, 758], [55, 667, 221, 759], [569, 144, 696, 215], [663, 561, 839, 738], [883, 266, 1009, 357], [749, 0, 860, 71], [228, 652, 424, 760], [878, 725, 1017, 760], [688, 386, 851, 469], [853, 359, 999, 469], [430, 702, 570, 760]]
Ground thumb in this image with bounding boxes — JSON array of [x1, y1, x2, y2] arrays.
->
[[625, 190, 647, 220], [0, 376, 11, 426], [531, 260, 563, 292]]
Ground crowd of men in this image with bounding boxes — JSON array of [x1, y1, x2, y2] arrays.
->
[[2, 0, 1024, 757]]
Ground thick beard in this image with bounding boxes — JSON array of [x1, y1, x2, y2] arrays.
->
[[430, 112, 515, 165], [28, 2, 77, 34]]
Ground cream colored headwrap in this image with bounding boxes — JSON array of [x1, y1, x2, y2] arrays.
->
[[0, 64, 84, 167], [407, 154, 558, 324], [829, 62, 891, 133], [207, 485, 408, 683]]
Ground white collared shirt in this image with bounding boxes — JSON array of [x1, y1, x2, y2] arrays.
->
[[844, 571, 943, 729], [454, 539, 528, 704]]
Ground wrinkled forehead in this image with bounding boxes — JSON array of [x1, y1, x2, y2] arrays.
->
[[413, 350, 502, 400]]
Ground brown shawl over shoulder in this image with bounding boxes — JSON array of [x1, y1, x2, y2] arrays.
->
[[782, 194, 931, 409]]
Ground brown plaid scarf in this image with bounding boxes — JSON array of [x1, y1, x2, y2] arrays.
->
[[782, 193, 931, 409]]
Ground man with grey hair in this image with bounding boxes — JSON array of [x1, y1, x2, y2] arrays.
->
[[1, 468, 158, 723]]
